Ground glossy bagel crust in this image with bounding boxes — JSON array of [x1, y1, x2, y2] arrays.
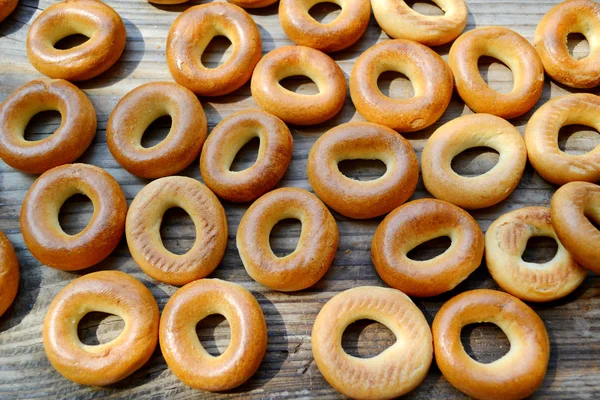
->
[[422, 114, 527, 210], [534, 0, 600, 88], [126, 176, 228, 286], [307, 122, 419, 219], [27, 0, 126, 81], [160, 279, 267, 391], [372, 0, 468, 46], [279, 0, 370, 52], [350, 39, 454, 132], [312, 286, 433, 399], [166, 3, 262, 96], [107, 82, 207, 179], [20, 164, 127, 271], [485, 206, 586, 302], [433, 289, 550, 400], [0, 79, 96, 174], [251, 45, 347, 125], [43, 271, 159, 386], [525, 93, 600, 185], [551, 181, 600, 274], [372, 199, 484, 297], [236, 187, 338, 291], [0, 231, 19, 317], [0, 0, 18, 23], [449, 26, 544, 119], [200, 109, 293, 202]]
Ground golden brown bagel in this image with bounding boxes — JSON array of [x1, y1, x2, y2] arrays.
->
[[350, 39, 453, 132], [43, 271, 159, 386], [126, 176, 228, 286], [449, 26, 544, 119], [0, 79, 96, 174], [372, 198, 484, 297], [236, 187, 338, 291], [20, 164, 127, 271], [307, 122, 418, 219], [422, 114, 527, 209], [200, 109, 293, 202], [160, 279, 267, 391], [0, 231, 19, 317], [372, 0, 468, 46], [433, 289, 550, 400], [279, 0, 370, 52], [485, 206, 586, 302], [0, 0, 18, 23], [534, 0, 600, 88], [312, 286, 432, 399], [251, 45, 347, 125], [525, 93, 600, 185], [27, 0, 126, 81], [107, 82, 207, 179], [166, 3, 262, 96], [551, 181, 600, 274]]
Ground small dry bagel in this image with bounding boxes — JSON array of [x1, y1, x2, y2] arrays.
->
[[551, 181, 600, 274], [20, 164, 127, 271], [449, 26, 544, 119], [279, 0, 370, 52], [372, 0, 468, 46], [200, 109, 293, 202], [126, 176, 227, 286], [312, 286, 432, 399], [422, 114, 527, 210], [350, 39, 453, 132], [160, 279, 267, 391], [43, 271, 159, 386], [0, 79, 96, 174], [166, 3, 262, 96], [27, 0, 126, 81], [236, 187, 338, 291], [107, 82, 207, 179], [0, 231, 19, 317], [307, 122, 418, 219], [485, 206, 586, 302], [534, 0, 600, 88], [433, 289, 550, 400], [372, 199, 484, 297], [0, 0, 18, 23], [525, 93, 600, 185], [251, 45, 347, 125]]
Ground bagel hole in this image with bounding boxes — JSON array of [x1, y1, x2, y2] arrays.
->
[[78, 312, 125, 346], [160, 207, 196, 255], [451, 147, 500, 177], [461, 323, 510, 364], [478, 56, 514, 94], [269, 218, 302, 258], [337, 159, 387, 181], [342, 319, 397, 358], [308, 2, 342, 24], [23, 110, 62, 141], [279, 76, 320, 95], [567, 32, 590, 60], [557, 124, 600, 155], [141, 115, 172, 148], [377, 71, 415, 100], [230, 137, 260, 172], [406, 236, 452, 261], [405, 0, 445, 16], [58, 193, 93, 236], [201, 35, 233, 69], [522, 236, 558, 264], [585, 213, 600, 232], [54, 34, 90, 50], [196, 314, 231, 357]]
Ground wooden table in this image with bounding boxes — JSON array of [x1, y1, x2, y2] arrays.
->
[[0, 0, 599, 398]]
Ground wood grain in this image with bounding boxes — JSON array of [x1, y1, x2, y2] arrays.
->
[[0, 0, 599, 399]]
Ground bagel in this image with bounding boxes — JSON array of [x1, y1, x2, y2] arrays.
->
[[228, 0, 278, 8], [0, 231, 19, 317], [0, 0, 18, 23]]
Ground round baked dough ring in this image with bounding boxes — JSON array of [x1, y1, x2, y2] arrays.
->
[[0, 230, 19, 317], [0, 0, 18, 23]]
